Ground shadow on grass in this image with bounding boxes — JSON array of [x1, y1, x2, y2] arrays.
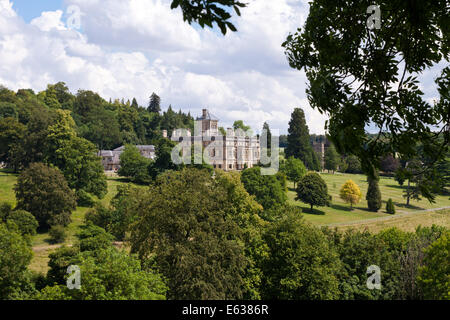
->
[[395, 203, 424, 210], [385, 184, 407, 190], [301, 207, 326, 215], [329, 203, 353, 212]]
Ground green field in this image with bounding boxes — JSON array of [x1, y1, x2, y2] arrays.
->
[[287, 172, 450, 226], [1, 170, 449, 274]]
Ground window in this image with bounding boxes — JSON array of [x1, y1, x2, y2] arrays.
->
[[229, 164, 232, 169]]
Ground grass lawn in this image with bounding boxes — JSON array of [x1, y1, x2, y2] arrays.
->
[[287, 172, 450, 226]]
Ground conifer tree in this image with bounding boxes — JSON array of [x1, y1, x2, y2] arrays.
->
[[286, 108, 314, 169], [148, 92, 161, 113]]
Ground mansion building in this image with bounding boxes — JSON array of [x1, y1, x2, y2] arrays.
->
[[172, 109, 261, 171], [99, 145, 155, 172], [98, 109, 260, 172]]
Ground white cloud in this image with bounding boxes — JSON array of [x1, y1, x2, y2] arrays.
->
[[31, 10, 66, 31], [0, 0, 327, 134]]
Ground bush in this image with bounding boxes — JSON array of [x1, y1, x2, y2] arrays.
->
[[386, 198, 396, 214], [76, 189, 96, 208], [49, 225, 67, 244], [366, 175, 382, 212], [6, 210, 39, 236], [0, 202, 13, 222]]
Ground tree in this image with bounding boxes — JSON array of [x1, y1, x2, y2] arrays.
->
[[118, 145, 152, 184], [233, 120, 251, 133], [6, 210, 38, 236], [240, 167, 287, 210], [296, 172, 330, 211], [386, 198, 396, 214], [148, 92, 161, 113], [14, 163, 77, 228], [261, 209, 341, 299], [0, 224, 34, 299], [38, 247, 167, 300], [417, 233, 450, 300], [325, 229, 401, 300], [396, 159, 437, 206], [380, 154, 400, 174], [285, 108, 315, 169], [46, 110, 107, 199], [129, 168, 248, 300], [0, 117, 25, 165], [171, 0, 246, 35], [283, 1, 449, 181], [339, 180, 362, 209], [324, 144, 340, 173], [345, 155, 362, 174], [282, 156, 306, 188], [366, 174, 382, 212]]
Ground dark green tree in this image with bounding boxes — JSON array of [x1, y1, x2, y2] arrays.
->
[[241, 167, 287, 210], [6, 210, 39, 236], [366, 173, 382, 212], [386, 198, 396, 214], [129, 168, 248, 300], [148, 92, 161, 113], [261, 208, 341, 299], [285, 108, 315, 169], [118, 145, 152, 184], [296, 172, 330, 211], [0, 224, 34, 299], [14, 163, 77, 228]]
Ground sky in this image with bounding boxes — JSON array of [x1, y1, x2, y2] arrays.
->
[[0, 0, 445, 134]]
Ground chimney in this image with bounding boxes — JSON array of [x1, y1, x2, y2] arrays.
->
[[202, 109, 207, 118], [162, 130, 167, 138]]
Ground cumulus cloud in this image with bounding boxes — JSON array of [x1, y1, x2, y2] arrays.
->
[[0, 0, 327, 133]]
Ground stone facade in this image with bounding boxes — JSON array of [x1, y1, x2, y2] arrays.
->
[[172, 109, 260, 171], [98, 145, 156, 171]]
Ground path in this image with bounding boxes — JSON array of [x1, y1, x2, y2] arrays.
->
[[320, 206, 450, 228]]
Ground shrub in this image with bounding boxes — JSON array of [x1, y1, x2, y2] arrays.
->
[[76, 189, 96, 208], [386, 198, 396, 214], [49, 225, 67, 244], [366, 175, 382, 212], [6, 210, 39, 236]]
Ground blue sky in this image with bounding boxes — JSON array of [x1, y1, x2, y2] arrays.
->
[[12, 0, 63, 22]]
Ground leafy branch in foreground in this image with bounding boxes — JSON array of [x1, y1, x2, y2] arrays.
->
[[283, 0, 449, 185], [171, 0, 246, 34]]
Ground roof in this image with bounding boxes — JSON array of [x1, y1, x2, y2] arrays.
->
[[113, 145, 155, 152], [99, 150, 113, 157], [196, 109, 219, 121]]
